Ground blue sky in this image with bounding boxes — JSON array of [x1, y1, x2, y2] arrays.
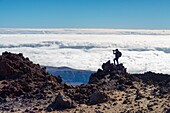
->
[[0, 0, 170, 29]]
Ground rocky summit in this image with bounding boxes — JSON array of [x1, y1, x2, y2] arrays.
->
[[0, 52, 169, 113], [0, 52, 63, 112]]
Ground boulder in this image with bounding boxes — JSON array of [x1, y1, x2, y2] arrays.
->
[[102, 60, 113, 72], [89, 91, 110, 105], [47, 92, 76, 111]]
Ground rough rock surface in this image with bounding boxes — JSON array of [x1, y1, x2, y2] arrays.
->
[[47, 92, 76, 111], [0, 52, 169, 113], [89, 60, 127, 84], [0, 52, 64, 112], [0, 52, 63, 98], [89, 91, 110, 105]]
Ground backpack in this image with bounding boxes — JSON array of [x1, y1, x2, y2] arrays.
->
[[118, 51, 122, 57]]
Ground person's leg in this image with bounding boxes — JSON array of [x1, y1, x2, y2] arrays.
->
[[116, 58, 119, 65], [115, 57, 118, 65], [114, 58, 116, 65]]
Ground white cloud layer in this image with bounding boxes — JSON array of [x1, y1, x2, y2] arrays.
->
[[0, 29, 170, 74]]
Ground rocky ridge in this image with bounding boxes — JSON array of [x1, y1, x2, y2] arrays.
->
[[0, 52, 63, 112], [0, 52, 169, 113]]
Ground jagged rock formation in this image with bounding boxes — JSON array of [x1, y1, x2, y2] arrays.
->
[[133, 71, 170, 83], [88, 60, 140, 91], [89, 60, 169, 93], [60, 60, 169, 112], [47, 92, 77, 111], [89, 60, 127, 84], [0, 52, 169, 113], [133, 71, 170, 96], [0, 51, 63, 98]]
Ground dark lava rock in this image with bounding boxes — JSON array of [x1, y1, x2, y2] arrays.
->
[[122, 99, 129, 104], [89, 91, 110, 105], [133, 72, 170, 95], [0, 52, 169, 112], [64, 83, 98, 104], [0, 97, 7, 103], [165, 108, 170, 113], [47, 92, 77, 111], [132, 71, 170, 87], [160, 87, 169, 94], [88, 60, 170, 96], [135, 89, 145, 100], [64, 82, 73, 89], [0, 52, 63, 98], [89, 60, 127, 84], [133, 71, 170, 83]]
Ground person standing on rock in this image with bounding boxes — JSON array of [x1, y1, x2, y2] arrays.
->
[[113, 49, 122, 65]]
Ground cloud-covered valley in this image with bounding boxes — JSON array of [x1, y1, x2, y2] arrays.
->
[[0, 29, 170, 74]]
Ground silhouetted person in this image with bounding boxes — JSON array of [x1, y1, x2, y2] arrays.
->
[[113, 49, 122, 65]]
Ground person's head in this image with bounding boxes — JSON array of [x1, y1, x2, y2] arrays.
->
[[116, 49, 118, 51]]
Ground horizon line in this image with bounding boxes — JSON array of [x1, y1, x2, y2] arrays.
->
[[0, 27, 170, 31]]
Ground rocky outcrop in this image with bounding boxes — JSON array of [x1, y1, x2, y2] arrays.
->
[[89, 60, 127, 84], [0, 52, 63, 98], [88, 60, 138, 91], [62, 84, 98, 104], [89, 91, 110, 105], [92, 60, 168, 87], [0, 52, 169, 113], [133, 71, 170, 83], [47, 92, 76, 111], [133, 71, 170, 94]]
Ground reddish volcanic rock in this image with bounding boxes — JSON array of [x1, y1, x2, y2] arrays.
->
[[0, 52, 63, 98], [0, 52, 169, 113]]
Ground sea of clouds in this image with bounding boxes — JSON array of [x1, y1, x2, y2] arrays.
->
[[0, 28, 170, 74]]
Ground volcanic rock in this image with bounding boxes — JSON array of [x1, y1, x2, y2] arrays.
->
[[47, 92, 77, 111], [89, 91, 110, 105], [89, 60, 127, 84], [0, 52, 63, 98], [64, 82, 74, 89], [0, 52, 169, 112]]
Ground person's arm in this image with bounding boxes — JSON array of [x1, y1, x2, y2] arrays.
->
[[113, 50, 115, 54]]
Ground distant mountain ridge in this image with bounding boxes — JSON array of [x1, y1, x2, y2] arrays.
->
[[45, 66, 93, 85]]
